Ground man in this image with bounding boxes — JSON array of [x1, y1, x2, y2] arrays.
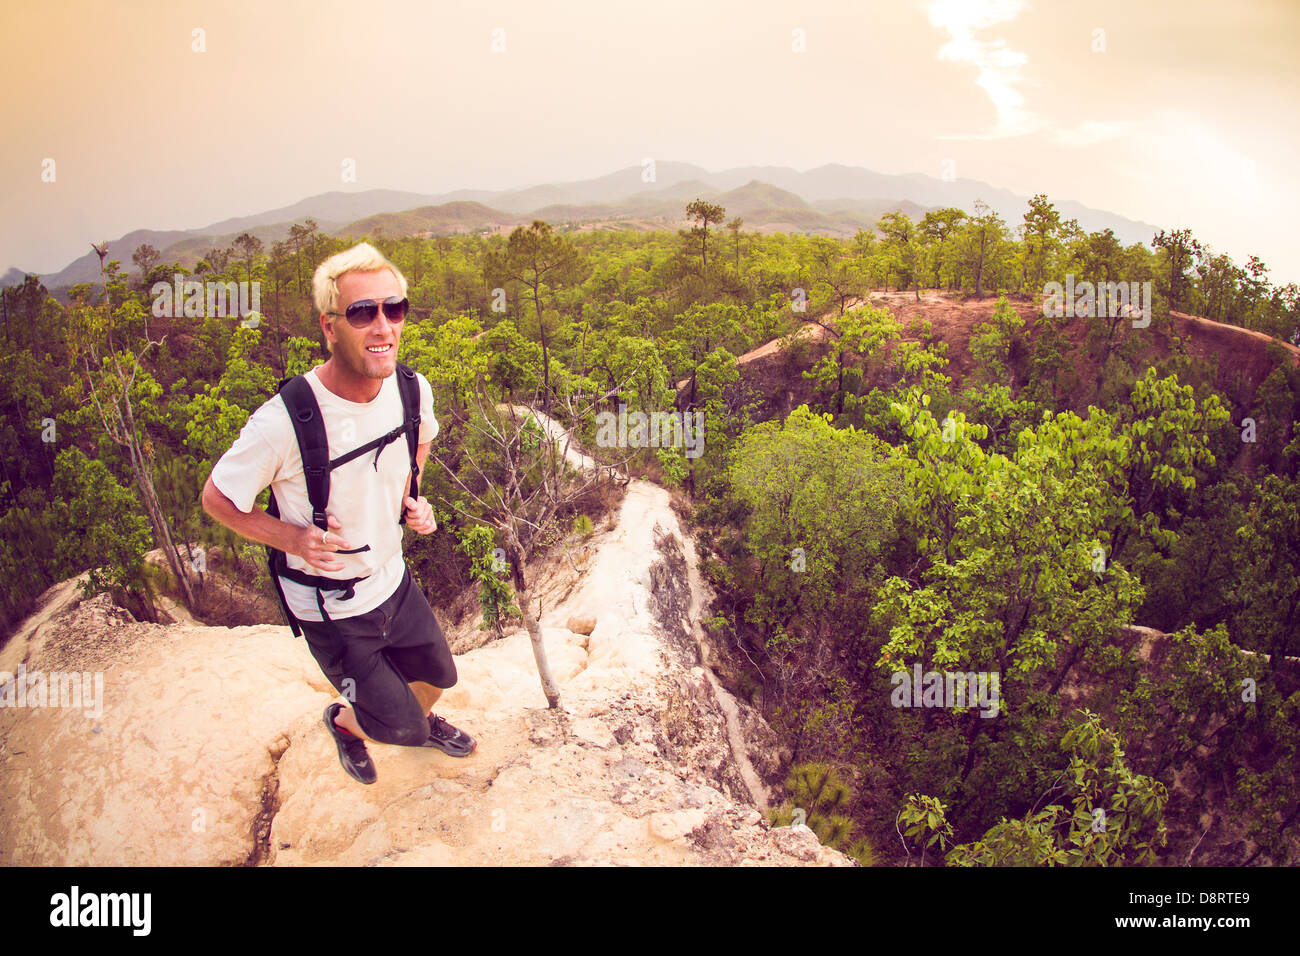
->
[[201, 242, 474, 785]]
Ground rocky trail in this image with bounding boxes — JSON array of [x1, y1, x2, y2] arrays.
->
[[0, 427, 849, 866]]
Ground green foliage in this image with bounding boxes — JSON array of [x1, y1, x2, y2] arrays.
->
[[45, 447, 153, 596], [1135, 481, 1245, 632], [654, 447, 687, 487], [769, 761, 873, 864], [1111, 367, 1230, 556], [400, 313, 488, 413], [879, 395, 1145, 684], [961, 382, 1045, 455], [0, 500, 64, 632], [803, 304, 902, 413], [1025, 310, 1075, 399], [728, 406, 897, 630], [183, 326, 276, 460], [1228, 432, 1300, 658], [899, 794, 954, 862], [284, 336, 319, 378], [456, 523, 519, 632], [904, 711, 1168, 866], [969, 296, 1026, 385]]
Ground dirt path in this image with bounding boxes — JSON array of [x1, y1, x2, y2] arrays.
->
[[0, 574, 89, 675]]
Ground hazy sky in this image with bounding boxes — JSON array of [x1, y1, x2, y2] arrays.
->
[[3, 0, 1297, 283]]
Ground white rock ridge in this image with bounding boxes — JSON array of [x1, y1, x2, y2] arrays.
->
[[0, 477, 851, 867]]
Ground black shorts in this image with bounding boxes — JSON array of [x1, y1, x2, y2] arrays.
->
[[297, 566, 457, 747]]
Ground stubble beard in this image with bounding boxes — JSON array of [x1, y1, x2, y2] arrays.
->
[[341, 339, 396, 380]]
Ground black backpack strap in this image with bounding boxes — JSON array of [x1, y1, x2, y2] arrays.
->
[[262, 372, 368, 636], [279, 375, 331, 532], [260, 367, 420, 635], [394, 363, 422, 524], [319, 364, 422, 476]]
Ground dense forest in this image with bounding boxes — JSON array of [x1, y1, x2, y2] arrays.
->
[[2, 194, 1297, 865]]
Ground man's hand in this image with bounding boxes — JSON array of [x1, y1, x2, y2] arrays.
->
[[296, 513, 352, 572], [201, 477, 353, 573], [404, 495, 437, 534]]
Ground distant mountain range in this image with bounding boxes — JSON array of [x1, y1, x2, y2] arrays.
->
[[3, 161, 1159, 292]]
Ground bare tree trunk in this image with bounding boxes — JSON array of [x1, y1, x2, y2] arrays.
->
[[135, 465, 197, 607], [90, 249, 197, 612], [506, 528, 561, 708], [120, 370, 197, 610], [533, 284, 550, 415], [518, 584, 561, 708]]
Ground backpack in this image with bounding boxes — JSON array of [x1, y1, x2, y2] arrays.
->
[[264, 362, 422, 636]]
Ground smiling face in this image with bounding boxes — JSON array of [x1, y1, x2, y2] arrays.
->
[[321, 268, 404, 384]]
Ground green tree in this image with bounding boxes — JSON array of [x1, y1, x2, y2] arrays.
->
[[903, 711, 1169, 866], [1021, 195, 1060, 293], [1229, 431, 1300, 660], [804, 304, 902, 414], [729, 406, 897, 642], [808, 236, 866, 316], [457, 523, 520, 638], [45, 447, 154, 597], [67, 254, 197, 610], [1151, 228, 1202, 312], [877, 211, 921, 300], [919, 208, 967, 292], [482, 220, 584, 414], [183, 326, 276, 461], [968, 296, 1026, 386], [959, 201, 1009, 299], [131, 243, 161, 290], [769, 761, 874, 864], [684, 199, 726, 273]]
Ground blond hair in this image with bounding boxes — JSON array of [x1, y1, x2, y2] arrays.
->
[[312, 242, 408, 352]]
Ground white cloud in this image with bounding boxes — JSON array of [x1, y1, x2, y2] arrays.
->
[[925, 0, 1038, 139]]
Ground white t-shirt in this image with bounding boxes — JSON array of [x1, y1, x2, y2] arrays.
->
[[210, 365, 437, 621]]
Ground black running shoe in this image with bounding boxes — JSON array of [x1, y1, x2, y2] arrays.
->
[[423, 714, 476, 757], [324, 703, 377, 784]]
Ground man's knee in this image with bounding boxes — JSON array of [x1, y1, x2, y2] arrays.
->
[[360, 708, 429, 747], [387, 718, 431, 747]]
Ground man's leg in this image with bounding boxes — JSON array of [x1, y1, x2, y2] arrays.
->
[[301, 611, 432, 748], [381, 580, 474, 754], [330, 682, 439, 739], [313, 570, 464, 751], [330, 701, 371, 739], [408, 681, 443, 715]]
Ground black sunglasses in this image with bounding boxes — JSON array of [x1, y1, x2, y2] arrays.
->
[[328, 296, 410, 328]]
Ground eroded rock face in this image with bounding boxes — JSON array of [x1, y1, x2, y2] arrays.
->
[[0, 481, 852, 867]]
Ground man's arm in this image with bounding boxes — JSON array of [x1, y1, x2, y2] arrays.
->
[[201, 475, 351, 573], [416, 440, 430, 488], [401, 441, 437, 534]]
